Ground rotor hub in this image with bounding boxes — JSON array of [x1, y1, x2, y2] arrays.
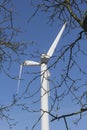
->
[[41, 54, 49, 64]]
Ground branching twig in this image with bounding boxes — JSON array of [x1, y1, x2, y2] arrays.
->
[[51, 107, 87, 121]]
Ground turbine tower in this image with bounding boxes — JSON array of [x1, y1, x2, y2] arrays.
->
[[18, 23, 66, 130]]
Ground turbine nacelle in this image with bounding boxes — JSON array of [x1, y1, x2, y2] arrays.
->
[[41, 54, 50, 64]]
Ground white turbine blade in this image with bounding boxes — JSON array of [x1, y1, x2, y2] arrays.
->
[[47, 22, 66, 58], [22, 60, 40, 66], [17, 64, 23, 94], [16, 60, 40, 94]]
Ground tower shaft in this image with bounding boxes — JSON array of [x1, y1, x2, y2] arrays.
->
[[41, 63, 49, 130]]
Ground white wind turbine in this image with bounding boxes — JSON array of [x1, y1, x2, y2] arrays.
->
[[17, 23, 66, 130]]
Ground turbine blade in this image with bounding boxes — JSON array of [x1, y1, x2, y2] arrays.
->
[[47, 22, 66, 58], [17, 64, 23, 94], [22, 60, 40, 66], [16, 60, 40, 94]]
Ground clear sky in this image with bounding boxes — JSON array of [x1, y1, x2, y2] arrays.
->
[[0, 0, 87, 130]]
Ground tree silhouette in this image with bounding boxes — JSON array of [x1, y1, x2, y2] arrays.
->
[[26, 0, 87, 129], [0, 0, 87, 130], [0, 0, 24, 72]]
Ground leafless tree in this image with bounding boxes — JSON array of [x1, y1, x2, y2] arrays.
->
[[0, 0, 25, 72], [0, 0, 25, 127], [24, 0, 87, 129], [1, 0, 87, 130]]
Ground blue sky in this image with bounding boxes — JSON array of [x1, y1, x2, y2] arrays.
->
[[0, 0, 87, 130]]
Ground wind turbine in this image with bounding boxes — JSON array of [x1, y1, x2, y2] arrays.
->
[[18, 22, 66, 130]]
